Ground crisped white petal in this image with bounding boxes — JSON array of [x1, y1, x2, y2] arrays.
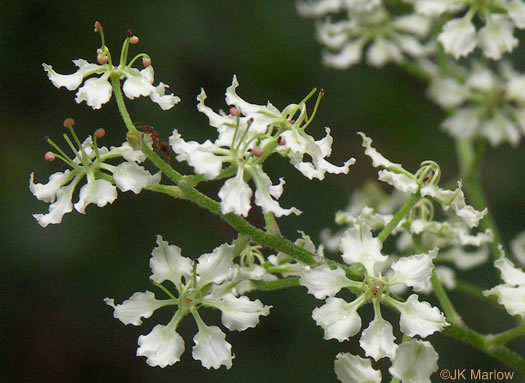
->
[[29, 170, 74, 203], [478, 15, 518, 60], [297, 0, 343, 17], [482, 113, 521, 147], [322, 40, 365, 69], [218, 169, 253, 216], [33, 180, 77, 227], [109, 142, 147, 163], [300, 265, 354, 299], [389, 340, 439, 383], [75, 75, 113, 109], [359, 132, 404, 170], [112, 162, 161, 194], [149, 235, 193, 289], [122, 67, 155, 98], [104, 291, 170, 326], [391, 294, 448, 337], [438, 17, 477, 59], [378, 170, 419, 193], [206, 293, 271, 332], [312, 296, 364, 342], [251, 167, 301, 217], [192, 324, 233, 369], [414, 0, 453, 16], [340, 223, 387, 275], [494, 256, 525, 286], [137, 324, 185, 367], [388, 248, 437, 291], [367, 37, 402, 67], [360, 316, 397, 361], [506, 0, 525, 28], [169, 130, 224, 180], [442, 107, 482, 140], [196, 243, 235, 287], [42, 59, 102, 90], [150, 82, 181, 110], [427, 78, 468, 108], [334, 353, 382, 383], [74, 178, 117, 213], [483, 284, 525, 318]]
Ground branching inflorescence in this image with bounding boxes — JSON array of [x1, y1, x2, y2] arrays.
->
[[30, 7, 525, 382]]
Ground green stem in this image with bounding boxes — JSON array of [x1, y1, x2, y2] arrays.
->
[[432, 273, 463, 325], [250, 277, 300, 291], [486, 322, 525, 347], [264, 212, 281, 236], [145, 184, 184, 199], [377, 192, 420, 243], [455, 280, 499, 307], [110, 73, 137, 134], [455, 139, 503, 260], [443, 324, 525, 374]]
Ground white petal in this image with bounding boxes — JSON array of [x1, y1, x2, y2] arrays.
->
[[104, 291, 170, 326], [149, 235, 193, 290], [360, 316, 397, 361], [75, 75, 113, 110], [483, 284, 525, 318], [442, 107, 482, 140], [109, 142, 147, 163], [322, 40, 365, 69], [150, 82, 181, 110], [192, 324, 233, 369], [388, 248, 437, 291], [389, 294, 448, 337], [427, 78, 468, 108], [122, 67, 155, 98], [196, 243, 235, 287], [300, 265, 354, 299], [506, 0, 525, 28], [312, 296, 364, 342], [478, 15, 518, 60], [113, 162, 161, 194], [438, 17, 477, 59], [29, 170, 74, 203], [137, 324, 185, 367], [33, 179, 77, 227], [297, 0, 343, 17], [378, 170, 419, 193], [389, 340, 439, 383], [340, 223, 387, 275], [367, 38, 402, 67], [74, 178, 117, 213], [251, 167, 301, 217], [415, 0, 453, 16], [481, 113, 521, 146], [206, 293, 271, 331], [494, 256, 525, 286], [511, 231, 525, 266], [358, 132, 406, 171], [42, 59, 102, 90], [334, 353, 382, 383], [218, 170, 253, 216], [393, 14, 431, 37]]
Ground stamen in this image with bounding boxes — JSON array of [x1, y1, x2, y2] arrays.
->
[[44, 151, 56, 162], [63, 117, 75, 129]]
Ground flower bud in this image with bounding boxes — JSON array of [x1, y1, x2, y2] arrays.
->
[[94, 21, 102, 33], [94, 128, 106, 139], [63, 118, 75, 128], [229, 106, 240, 117], [129, 36, 140, 45], [97, 55, 109, 64], [44, 151, 56, 162], [142, 57, 152, 67], [252, 146, 264, 157]]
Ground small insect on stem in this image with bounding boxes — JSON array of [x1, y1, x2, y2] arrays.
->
[[134, 123, 171, 159]]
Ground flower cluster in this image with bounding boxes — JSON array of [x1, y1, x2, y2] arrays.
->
[[412, 0, 525, 59], [428, 63, 525, 146], [170, 75, 355, 217], [30, 121, 160, 227], [298, 0, 432, 68], [43, 23, 179, 110], [105, 236, 272, 368]]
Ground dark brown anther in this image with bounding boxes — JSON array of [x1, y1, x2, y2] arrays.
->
[[127, 29, 133, 37], [44, 135, 49, 143], [278, 136, 286, 146]]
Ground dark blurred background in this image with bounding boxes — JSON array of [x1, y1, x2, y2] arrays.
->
[[2, 1, 524, 382]]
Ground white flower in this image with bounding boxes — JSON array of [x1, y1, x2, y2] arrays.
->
[[334, 353, 382, 383], [429, 63, 525, 146], [31, 137, 159, 227], [339, 223, 387, 275], [43, 38, 179, 109], [438, 16, 477, 58], [312, 296, 365, 341], [106, 237, 271, 369], [484, 249, 525, 318], [137, 323, 185, 368], [389, 339, 439, 383], [313, 6, 431, 69]]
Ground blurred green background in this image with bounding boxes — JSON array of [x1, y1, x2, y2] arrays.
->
[[2, 1, 525, 382]]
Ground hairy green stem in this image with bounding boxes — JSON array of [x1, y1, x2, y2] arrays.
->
[[432, 273, 463, 325], [377, 192, 420, 243], [250, 277, 300, 291], [486, 322, 525, 347]]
